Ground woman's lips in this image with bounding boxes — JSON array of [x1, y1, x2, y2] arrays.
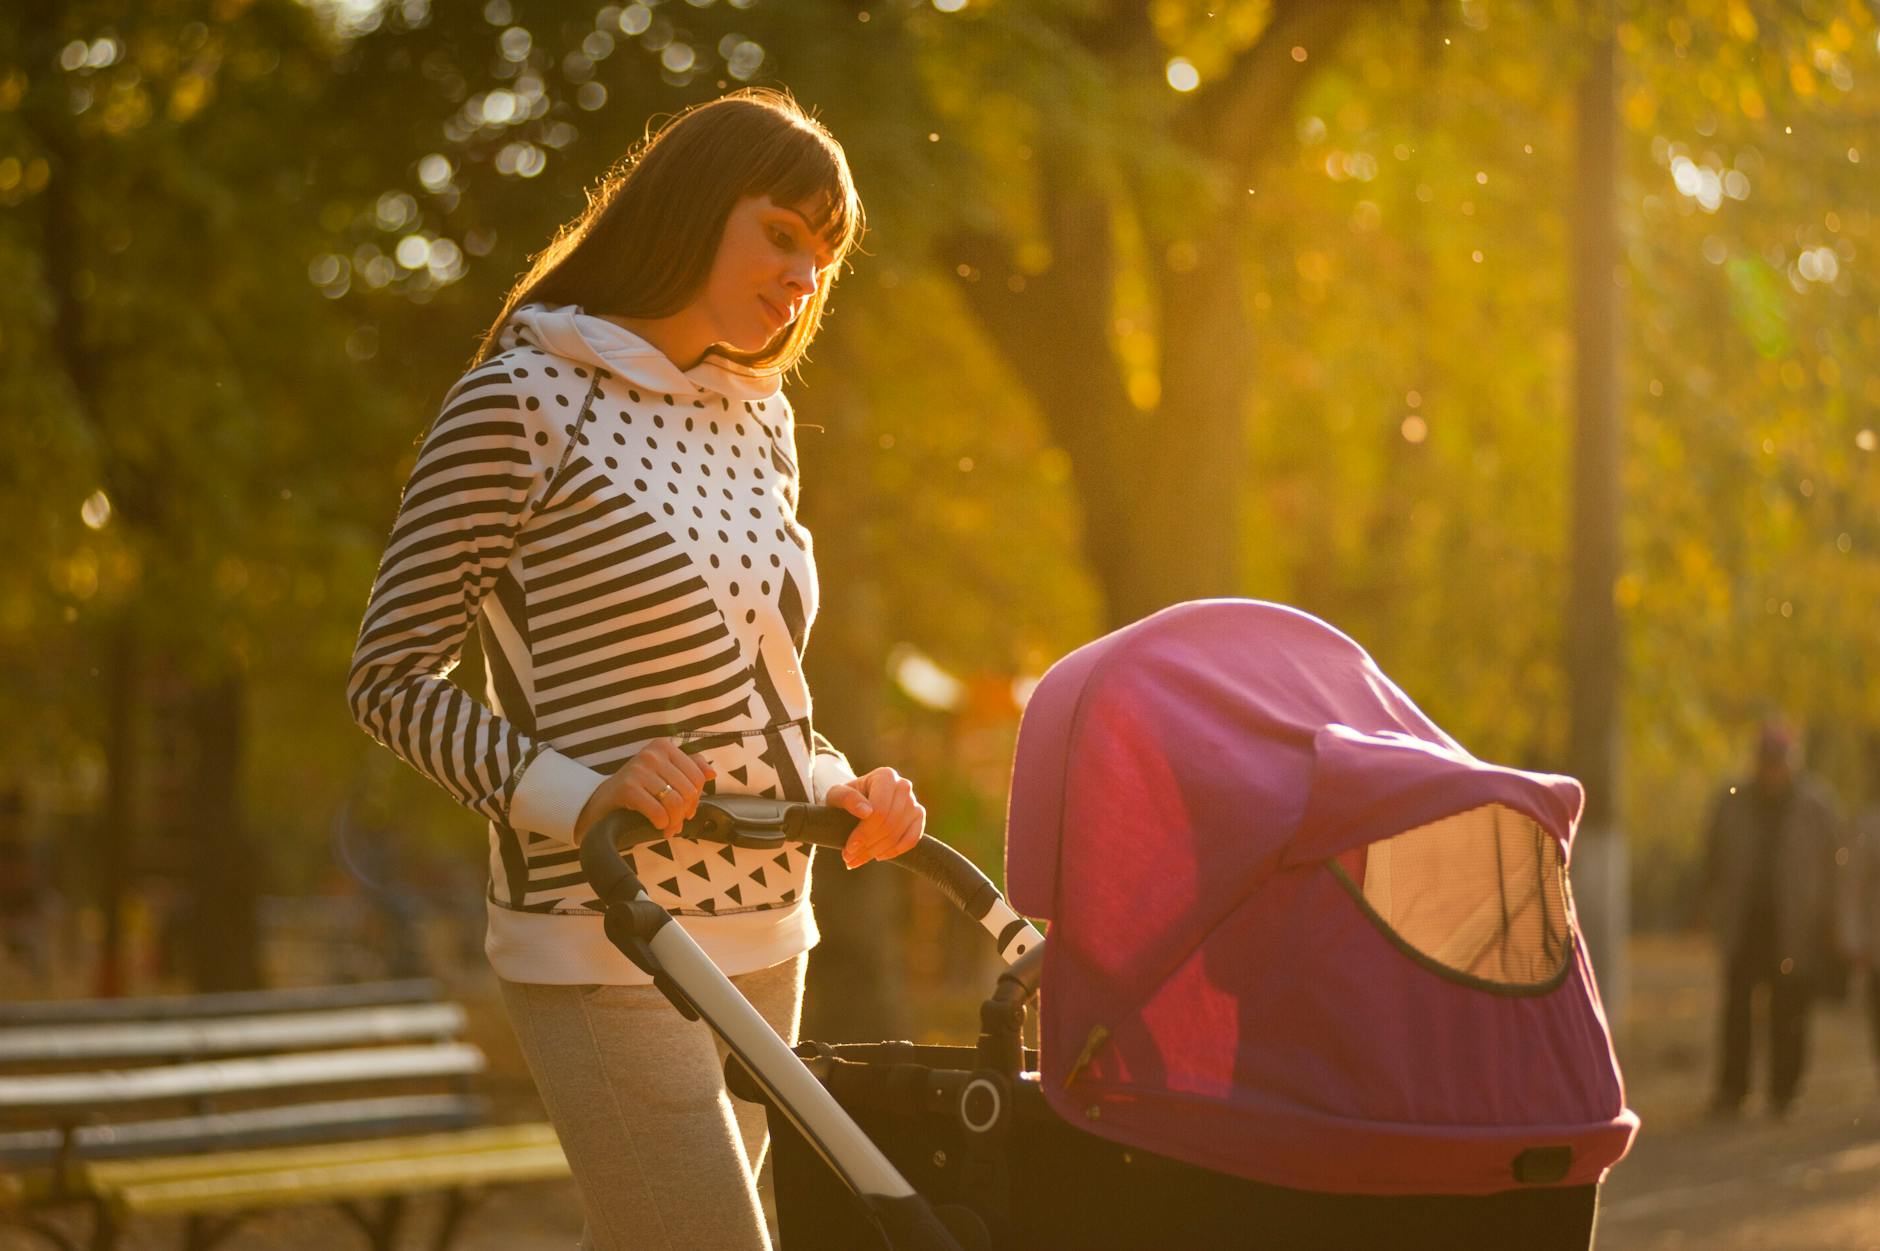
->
[[758, 294, 788, 326]]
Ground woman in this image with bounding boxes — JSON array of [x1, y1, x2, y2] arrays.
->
[[347, 88, 925, 1250]]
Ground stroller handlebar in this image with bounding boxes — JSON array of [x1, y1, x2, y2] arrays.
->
[[580, 798, 1044, 968], [579, 798, 1034, 1249]]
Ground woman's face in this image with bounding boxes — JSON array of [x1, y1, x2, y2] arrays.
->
[[693, 194, 838, 354]]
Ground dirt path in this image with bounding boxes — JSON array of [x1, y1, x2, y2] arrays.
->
[[1596, 935, 1880, 1250]]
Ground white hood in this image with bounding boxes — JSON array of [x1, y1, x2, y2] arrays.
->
[[505, 303, 783, 405]]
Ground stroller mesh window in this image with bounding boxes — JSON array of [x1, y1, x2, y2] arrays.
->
[[1342, 804, 1571, 990]]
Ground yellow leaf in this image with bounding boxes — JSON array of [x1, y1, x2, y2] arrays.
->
[[1126, 372, 1160, 412], [1625, 87, 1658, 128], [1726, 1, 1758, 41], [169, 72, 211, 122], [1294, 250, 1335, 283], [1016, 239, 1052, 275]]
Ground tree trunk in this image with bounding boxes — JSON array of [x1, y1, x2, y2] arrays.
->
[[183, 670, 265, 991], [94, 621, 136, 997], [944, 1, 1370, 629], [24, 14, 140, 996], [1565, 23, 1628, 1032], [1138, 213, 1255, 621]]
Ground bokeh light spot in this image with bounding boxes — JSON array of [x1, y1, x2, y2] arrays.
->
[[395, 235, 432, 269], [481, 89, 519, 125], [618, 3, 651, 34], [417, 154, 453, 193]]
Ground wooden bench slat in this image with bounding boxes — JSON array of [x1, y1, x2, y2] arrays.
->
[[113, 1146, 572, 1216], [0, 1094, 490, 1168], [0, 1043, 485, 1114], [107, 1140, 570, 1217], [0, 985, 562, 1247], [87, 1123, 562, 1189], [0, 980, 442, 1026], [0, 1003, 467, 1064]]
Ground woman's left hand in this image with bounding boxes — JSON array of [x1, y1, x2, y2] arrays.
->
[[824, 767, 926, 868]]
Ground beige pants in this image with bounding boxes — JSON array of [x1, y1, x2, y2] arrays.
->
[[499, 952, 806, 1251]]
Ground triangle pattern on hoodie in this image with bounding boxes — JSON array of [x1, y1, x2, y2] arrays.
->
[[346, 304, 852, 976]]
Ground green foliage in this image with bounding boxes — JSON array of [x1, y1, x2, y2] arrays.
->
[[1236, 0, 1880, 919], [2, 0, 1874, 927], [1244, 2, 1579, 765], [1, 1, 407, 819]]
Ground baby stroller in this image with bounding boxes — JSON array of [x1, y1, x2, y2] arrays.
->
[[581, 600, 1638, 1249]]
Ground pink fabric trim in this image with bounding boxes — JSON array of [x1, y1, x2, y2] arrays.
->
[[1039, 1079, 1639, 1195]]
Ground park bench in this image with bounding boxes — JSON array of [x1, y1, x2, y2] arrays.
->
[[0, 979, 569, 1250]]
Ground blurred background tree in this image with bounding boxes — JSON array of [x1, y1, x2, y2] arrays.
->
[[1, 0, 1874, 1033], [3, 0, 413, 990]]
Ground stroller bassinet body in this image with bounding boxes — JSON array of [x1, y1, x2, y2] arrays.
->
[[1003, 600, 1638, 1197]]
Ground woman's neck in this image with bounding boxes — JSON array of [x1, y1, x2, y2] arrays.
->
[[600, 312, 713, 371]]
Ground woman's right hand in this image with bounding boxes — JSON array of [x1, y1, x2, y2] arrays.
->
[[573, 738, 715, 843]]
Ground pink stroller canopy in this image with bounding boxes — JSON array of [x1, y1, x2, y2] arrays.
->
[[1005, 600, 1637, 1195]]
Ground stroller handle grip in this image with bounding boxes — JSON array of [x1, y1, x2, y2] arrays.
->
[[581, 799, 1043, 966]]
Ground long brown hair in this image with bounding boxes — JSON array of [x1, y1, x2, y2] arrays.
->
[[473, 87, 864, 371]]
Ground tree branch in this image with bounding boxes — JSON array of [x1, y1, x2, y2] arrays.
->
[[937, 165, 1142, 611], [1071, 0, 1156, 60], [1175, 0, 1373, 184]]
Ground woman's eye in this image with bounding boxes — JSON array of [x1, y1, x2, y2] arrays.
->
[[770, 228, 794, 250]]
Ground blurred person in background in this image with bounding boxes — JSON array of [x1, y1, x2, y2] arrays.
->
[[1701, 718, 1847, 1119]]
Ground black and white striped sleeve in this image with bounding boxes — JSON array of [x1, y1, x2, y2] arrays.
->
[[346, 364, 583, 832]]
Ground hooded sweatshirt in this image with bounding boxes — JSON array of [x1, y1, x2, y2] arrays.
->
[[348, 304, 852, 985]]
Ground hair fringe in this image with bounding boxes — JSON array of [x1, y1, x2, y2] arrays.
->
[[469, 87, 865, 375]]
